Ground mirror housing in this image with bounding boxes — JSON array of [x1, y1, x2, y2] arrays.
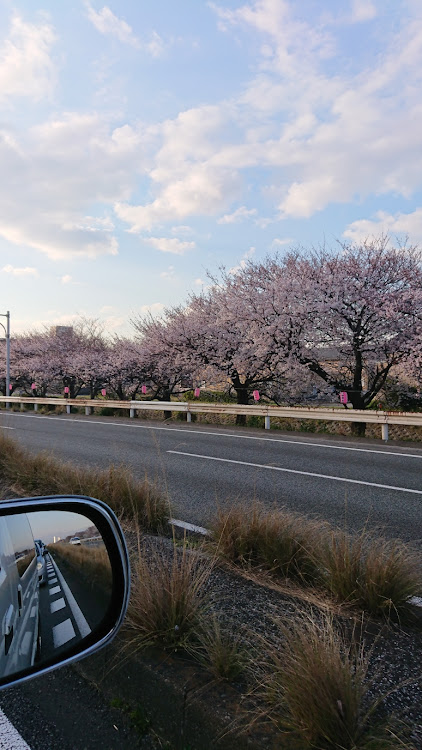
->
[[0, 495, 130, 691]]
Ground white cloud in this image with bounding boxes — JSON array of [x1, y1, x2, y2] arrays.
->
[[271, 237, 293, 248], [116, 164, 241, 231], [343, 208, 422, 244], [350, 0, 377, 22], [0, 15, 57, 103], [138, 302, 165, 316], [160, 265, 175, 279], [146, 31, 166, 58], [229, 246, 255, 275], [85, 4, 167, 57], [171, 225, 194, 235], [146, 237, 196, 255], [61, 274, 72, 284], [217, 206, 257, 224], [1, 264, 38, 277], [0, 112, 151, 260], [194, 277, 205, 286], [85, 4, 140, 47], [115, 103, 242, 231]]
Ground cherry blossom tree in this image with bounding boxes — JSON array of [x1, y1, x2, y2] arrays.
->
[[132, 315, 194, 418], [248, 237, 422, 433], [105, 338, 146, 400], [133, 271, 305, 424]]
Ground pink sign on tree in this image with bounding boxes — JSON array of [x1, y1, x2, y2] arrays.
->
[[141, 385, 147, 394], [101, 389, 106, 397], [31, 383, 36, 390], [64, 387, 69, 394], [9, 384, 12, 391], [339, 391, 348, 404], [253, 390, 260, 401], [194, 387, 200, 397]]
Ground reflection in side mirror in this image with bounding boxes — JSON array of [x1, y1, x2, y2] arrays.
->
[[0, 496, 129, 690]]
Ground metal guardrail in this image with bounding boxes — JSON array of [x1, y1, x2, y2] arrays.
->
[[1, 395, 422, 441]]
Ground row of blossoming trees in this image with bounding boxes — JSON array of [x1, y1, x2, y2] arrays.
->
[[2, 238, 422, 429]]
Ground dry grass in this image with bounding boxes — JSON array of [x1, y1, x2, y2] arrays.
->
[[126, 539, 213, 650], [50, 541, 112, 593], [322, 532, 422, 620], [210, 504, 326, 585], [253, 612, 412, 749], [188, 615, 247, 681], [209, 504, 422, 620], [0, 433, 169, 531]]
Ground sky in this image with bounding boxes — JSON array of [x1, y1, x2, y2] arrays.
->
[[28, 510, 96, 543], [1, 0, 422, 337]]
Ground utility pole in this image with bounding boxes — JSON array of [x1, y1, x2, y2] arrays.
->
[[0, 311, 10, 409]]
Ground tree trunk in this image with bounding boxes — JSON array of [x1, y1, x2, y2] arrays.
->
[[233, 377, 249, 426], [350, 421, 366, 437], [162, 387, 172, 420], [347, 389, 366, 437]]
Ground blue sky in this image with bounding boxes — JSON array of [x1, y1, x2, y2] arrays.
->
[[1, 0, 422, 336]]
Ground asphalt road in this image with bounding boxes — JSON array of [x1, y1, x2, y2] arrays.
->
[[1, 410, 422, 545]]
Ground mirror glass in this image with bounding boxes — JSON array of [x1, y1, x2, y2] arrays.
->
[[0, 510, 112, 679]]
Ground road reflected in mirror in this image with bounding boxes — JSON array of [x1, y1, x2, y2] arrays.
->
[[0, 510, 112, 679]]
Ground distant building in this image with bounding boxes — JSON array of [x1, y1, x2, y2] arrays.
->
[[52, 326, 74, 337]]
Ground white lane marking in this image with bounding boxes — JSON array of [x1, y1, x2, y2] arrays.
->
[[169, 518, 209, 535], [30, 606, 37, 618], [48, 577, 58, 584], [167, 450, 422, 496], [51, 597, 66, 614], [5, 412, 422, 459], [19, 632, 32, 657], [0, 708, 31, 749], [0, 426, 14, 430], [53, 618, 76, 648], [50, 557, 91, 638], [49, 585, 61, 596]]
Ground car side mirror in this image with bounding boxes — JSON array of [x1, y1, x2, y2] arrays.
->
[[0, 495, 130, 691]]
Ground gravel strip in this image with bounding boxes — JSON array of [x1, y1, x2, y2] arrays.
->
[[127, 532, 422, 748]]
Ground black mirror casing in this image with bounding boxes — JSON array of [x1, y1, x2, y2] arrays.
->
[[0, 495, 130, 691]]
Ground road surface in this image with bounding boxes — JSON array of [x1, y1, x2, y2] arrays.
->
[[1, 410, 421, 545]]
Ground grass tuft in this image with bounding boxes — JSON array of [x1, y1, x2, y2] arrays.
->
[[189, 615, 247, 681], [126, 540, 213, 650], [210, 504, 325, 585], [323, 531, 422, 620], [0, 433, 169, 532], [254, 612, 411, 749], [209, 504, 422, 620]]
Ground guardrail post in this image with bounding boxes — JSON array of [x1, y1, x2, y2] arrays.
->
[[130, 408, 135, 418], [85, 406, 91, 416], [187, 411, 192, 422], [265, 416, 270, 430], [381, 423, 389, 442], [34, 403, 38, 412], [66, 404, 71, 415], [20, 402, 24, 411]]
